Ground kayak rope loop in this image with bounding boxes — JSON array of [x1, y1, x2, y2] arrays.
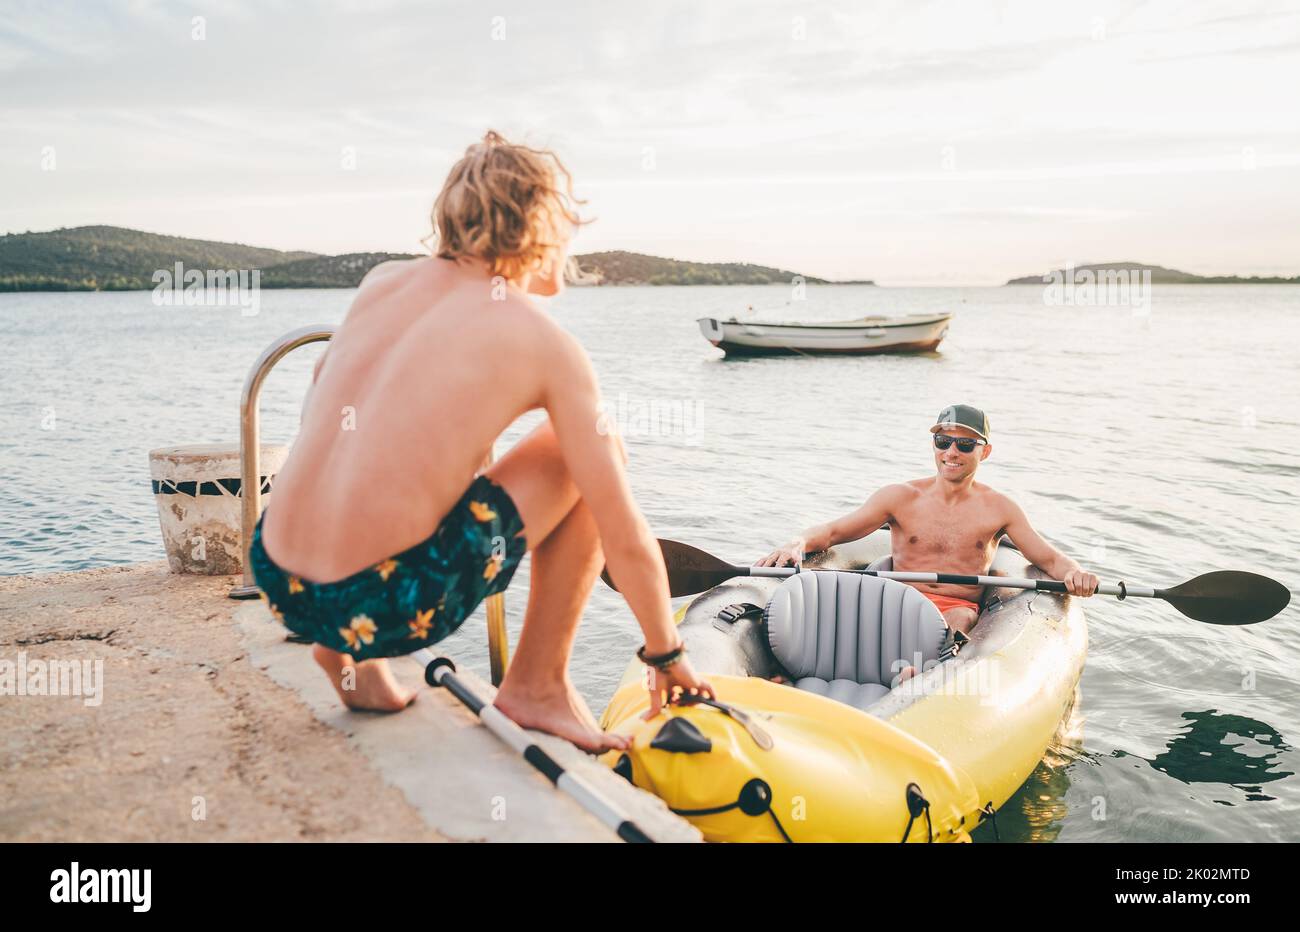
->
[[671, 778, 794, 843], [900, 783, 934, 843], [1116, 581, 1128, 601], [979, 802, 1000, 842]]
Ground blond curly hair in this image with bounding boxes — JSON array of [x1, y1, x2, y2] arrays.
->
[[429, 131, 585, 283]]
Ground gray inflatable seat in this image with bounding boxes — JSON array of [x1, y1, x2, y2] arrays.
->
[[764, 571, 948, 714]]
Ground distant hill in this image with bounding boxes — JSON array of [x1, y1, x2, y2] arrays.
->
[[0, 226, 317, 291], [0, 226, 848, 291], [1006, 261, 1300, 285], [258, 252, 420, 288], [571, 250, 836, 286]]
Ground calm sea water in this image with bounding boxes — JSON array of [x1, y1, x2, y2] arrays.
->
[[2, 283, 1298, 841]]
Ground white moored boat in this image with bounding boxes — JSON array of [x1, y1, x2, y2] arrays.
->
[[697, 312, 951, 356]]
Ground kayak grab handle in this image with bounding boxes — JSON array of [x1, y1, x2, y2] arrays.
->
[[676, 694, 774, 750]]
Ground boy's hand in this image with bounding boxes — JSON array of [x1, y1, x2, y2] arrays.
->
[[643, 655, 714, 718]]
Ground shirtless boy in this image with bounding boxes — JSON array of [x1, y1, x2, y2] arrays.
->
[[757, 405, 1099, 672], [252, 132, 711, 752]]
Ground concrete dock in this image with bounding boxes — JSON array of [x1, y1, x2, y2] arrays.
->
[[0, 562, 699, 843]]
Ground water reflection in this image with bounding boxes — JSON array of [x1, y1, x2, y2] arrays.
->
[[972, 692, 1086, 842], [1120, 710, 1294, 803]]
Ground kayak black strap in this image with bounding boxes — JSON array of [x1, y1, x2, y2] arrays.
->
[[901, 783, 934, 843], [1116, 581, 1128, 601], [979, 802, 1000, 841], [672, 778, 793, 843], [717, 602, 764, 624], [938, 629, 970, 662], [768, 809, 794, 843], [672, 800, 739, 817]]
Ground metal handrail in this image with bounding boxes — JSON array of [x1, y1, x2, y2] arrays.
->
[[228, 323, 510, 685], [229, 323, 337, 597]]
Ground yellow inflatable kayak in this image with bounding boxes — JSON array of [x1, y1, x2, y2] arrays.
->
[[599, 530, 1087, 842]]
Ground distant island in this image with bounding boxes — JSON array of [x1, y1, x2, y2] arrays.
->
[[9, 229, 1290, 292], [0, 226, 856, 291], [1005, 261, 1300, 285], [572, 250, 836, 286]]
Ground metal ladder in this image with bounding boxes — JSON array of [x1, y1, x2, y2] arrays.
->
[[227, 324, 511, 686]]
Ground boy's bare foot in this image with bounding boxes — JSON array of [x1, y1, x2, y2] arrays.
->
[[895, 665, 918, 685], [312, 644, 416, 712], [494, 678, 629, 753]]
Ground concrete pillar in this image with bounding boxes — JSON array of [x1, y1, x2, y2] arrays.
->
[[149, 443, 288, 575]]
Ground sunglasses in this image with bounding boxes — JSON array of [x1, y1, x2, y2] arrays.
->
[[933, 434, 987, 454]]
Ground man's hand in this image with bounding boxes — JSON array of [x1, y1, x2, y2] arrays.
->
[[1002, 498, 1100, 599], [1063, 568, 1100, 597], [755, 538, 805, 568]]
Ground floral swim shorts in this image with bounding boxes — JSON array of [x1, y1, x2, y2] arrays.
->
[[249, 474, 527, 661]]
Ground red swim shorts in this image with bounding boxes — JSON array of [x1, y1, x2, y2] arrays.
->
[[922, 592, 980, 615]]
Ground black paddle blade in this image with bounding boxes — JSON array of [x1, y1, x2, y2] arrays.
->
[[1160, 571, 1291, 625], [599, 538, 746, 598]]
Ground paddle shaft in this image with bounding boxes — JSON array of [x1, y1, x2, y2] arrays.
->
[[621, 537, 1288, 623], [746, 565, 1157, 599], [412, 649, 653, 844]]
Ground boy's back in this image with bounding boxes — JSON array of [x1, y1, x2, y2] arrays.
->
[[263, 257, 552, 582]]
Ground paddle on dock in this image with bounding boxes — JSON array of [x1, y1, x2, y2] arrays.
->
[[411, 650, 654, 843]]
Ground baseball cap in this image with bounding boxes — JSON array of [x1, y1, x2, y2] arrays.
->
[[930, 404, 990, 441]]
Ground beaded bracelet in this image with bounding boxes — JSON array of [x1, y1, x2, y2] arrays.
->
[[637, 642, 686, 671]]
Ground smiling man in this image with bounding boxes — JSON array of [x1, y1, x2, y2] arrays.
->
[[757, 404, 1100, 645]]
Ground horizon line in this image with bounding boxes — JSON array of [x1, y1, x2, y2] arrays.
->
[[3, 223, 1299, 286]]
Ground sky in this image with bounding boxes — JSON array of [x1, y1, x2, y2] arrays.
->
[[1, 0, 1298, 284]]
